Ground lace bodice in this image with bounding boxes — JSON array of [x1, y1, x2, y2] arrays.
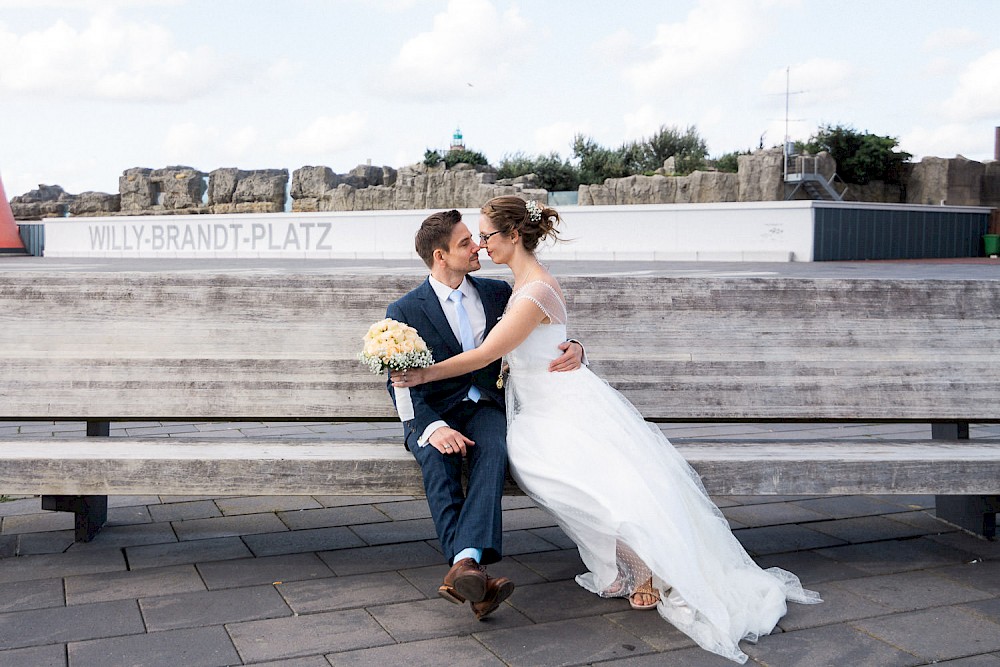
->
[[505, 281, 568, 374]]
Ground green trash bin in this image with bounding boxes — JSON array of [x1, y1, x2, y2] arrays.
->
[[984, 234, 1000, 256]]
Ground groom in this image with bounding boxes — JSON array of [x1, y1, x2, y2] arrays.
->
[[386, 209, 582, 620]]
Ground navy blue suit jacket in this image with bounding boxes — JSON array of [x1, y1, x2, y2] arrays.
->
[[386, 275, 512, 449]]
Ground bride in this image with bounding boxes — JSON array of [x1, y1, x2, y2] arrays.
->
[[393, 195, 820, 663]]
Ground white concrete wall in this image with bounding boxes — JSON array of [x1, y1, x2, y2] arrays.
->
[[42, 202, 818, 261]]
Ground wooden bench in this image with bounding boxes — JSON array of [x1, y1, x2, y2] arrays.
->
[[1, 270, 999, 541]]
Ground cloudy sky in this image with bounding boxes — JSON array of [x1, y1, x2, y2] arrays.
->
[[1, 0, 998, 199]]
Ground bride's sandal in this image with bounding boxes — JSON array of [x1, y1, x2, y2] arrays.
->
[[629, 578, 660, 610]]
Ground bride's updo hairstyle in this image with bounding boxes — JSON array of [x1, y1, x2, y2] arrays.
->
[[480, 196, 561, 253]]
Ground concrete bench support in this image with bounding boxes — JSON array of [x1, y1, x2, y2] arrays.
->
[[40, 420, 110, 542], [934, 421, 999, 539]]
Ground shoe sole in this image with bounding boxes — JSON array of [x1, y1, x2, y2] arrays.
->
[[438, 584, 465, 604], [453, 573, 488, 603], [473, 580, 515, 620]]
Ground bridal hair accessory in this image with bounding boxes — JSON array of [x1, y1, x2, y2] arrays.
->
[[525, 199, 542, 222], [359, 318, 434, 421]]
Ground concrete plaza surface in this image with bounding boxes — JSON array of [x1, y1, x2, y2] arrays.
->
[[1, 420, 1000, 667]]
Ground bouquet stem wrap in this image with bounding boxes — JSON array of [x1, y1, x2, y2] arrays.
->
[[359, 318, 434, 423]]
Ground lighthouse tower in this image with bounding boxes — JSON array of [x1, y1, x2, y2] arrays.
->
[[449, 127, 465, 153]]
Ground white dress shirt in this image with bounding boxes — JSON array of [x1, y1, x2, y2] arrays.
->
[[418, 276, 487, 446]]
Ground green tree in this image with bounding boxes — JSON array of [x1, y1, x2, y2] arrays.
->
[[497, 152, 580, 191], [642, 125, 708, 175], [423, 149, 442, 168], [798, 124, 911, 184], [443, 148, 489, 168], [572, 134, 628, 184], [713, 150, 749, 174]]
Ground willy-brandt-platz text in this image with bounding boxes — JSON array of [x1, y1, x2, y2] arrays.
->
[[87, 220, 336, 252]]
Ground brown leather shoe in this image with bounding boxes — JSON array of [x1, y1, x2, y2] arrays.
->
[[439, 558, 488, 604], [470, 576, 515, 620]]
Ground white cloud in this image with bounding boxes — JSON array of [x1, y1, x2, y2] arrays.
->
[[623, 106, 665, 141], [162, 122, 261, 166], [279, 113, 369, 156], [622, 0, 766, 94], [940, 49, 1000, 123], [902, 123, 994, 161], [0, 13, 234, 102], [377, 0, 530, 100], [922, 27, 981, 52], [533, 121, 587, 156], [763, 59, 855, 106]]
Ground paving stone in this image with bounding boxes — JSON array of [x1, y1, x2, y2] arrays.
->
[[0, 497, 50, 517], [107, 504, 153, 524], [0, 546, 126, 584], [528, 526, 575, 549], [227, 609, 393, 663], [348, 517, 438, 545], [158, 495, 230, 503], [148, 500, 222, 523], [0, 577, 64, 613], [775, 582, 893, 631], [366, 597, 531, 643], [474, 615, 656, 667], [718, 495, 820, 506], [68, 522, 178, 551], [371, 499, 432, 520], [512, 547, 586, 581], [65, 564, 205, 605], [830, 570, 992, 613], [1, 510, 74, 535], [808, 515, 944, 544], [0, 643, 66, 667], [721, 501, 827, 528], [215, 495, 323, 516], [172, 512, 288, 541], [963, 596, 1000, 625], [313, 495, 415, 507], [790, 495, 910, 519], [318, 541, 445, 576], [925, 532, 1000, 561], [277, 504, 390, 530], [931, 655, 1000, 666], [854, 606, 1000, 662], [732, 523, 847, 555], [814, 537, 978, 576], [741, 622, 922, 667], [501, 495, 538, 510], [599, 645, 758, 665], [244, 526, 366, 557], [933, 560, 1000, 596], [68, 625, 241, 667], [123, 424, 201, 435], [0, 598, 144, 649], [506, 578, 630, 624], [277, 571, 424, 613], [326, 634, 505, 666], [501, 507, 559, 531], [755, 549, 868, 585], [883, 509, 958, 533], [139, 584, 291, 631], [604, 607, 699, 652], [252, 657, 332, 667], [0, 534, 14, 558], [501, 529, 564, 556], [197, 553, 333, 589], [126, 536, 252, 570], [871, 494, 937, 510], [15, 530, 75, 555]]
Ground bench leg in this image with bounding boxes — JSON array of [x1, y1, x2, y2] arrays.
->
[[39, 420, 110, 542], [932, 421, 998, 540]]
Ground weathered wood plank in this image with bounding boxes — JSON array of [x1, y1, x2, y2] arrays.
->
[[1, 438, 998, 496], [2, 273, 999, 421]]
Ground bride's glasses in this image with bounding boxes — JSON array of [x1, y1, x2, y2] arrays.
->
[[479, 230, 502, 245]]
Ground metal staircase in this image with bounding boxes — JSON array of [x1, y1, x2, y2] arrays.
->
[[784, 153, 846, 201]]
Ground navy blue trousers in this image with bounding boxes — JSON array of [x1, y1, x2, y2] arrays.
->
[[410, 399, 507, 565]]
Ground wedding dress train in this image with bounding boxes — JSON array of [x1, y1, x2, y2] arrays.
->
[[503, 281, 820, 664]]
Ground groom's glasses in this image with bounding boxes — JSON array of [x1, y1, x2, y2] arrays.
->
[[479, 230, 502, 245]]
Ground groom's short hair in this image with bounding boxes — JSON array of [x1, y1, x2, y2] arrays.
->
[[416, 209, 462, 268]]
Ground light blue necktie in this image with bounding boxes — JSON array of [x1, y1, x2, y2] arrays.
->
[[449, 289, 481, 403]]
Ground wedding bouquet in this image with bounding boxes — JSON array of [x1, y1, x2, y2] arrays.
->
[[359, 318, 433, 421]]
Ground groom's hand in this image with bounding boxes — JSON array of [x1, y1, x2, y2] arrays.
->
[[548, 340, 584, 372], [429, 426, 475, 457]]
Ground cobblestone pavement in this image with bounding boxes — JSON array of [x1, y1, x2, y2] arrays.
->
[[1, 421, 999, 666]]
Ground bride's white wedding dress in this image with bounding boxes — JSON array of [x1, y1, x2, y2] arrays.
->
[[503, 281, 821, 664]]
